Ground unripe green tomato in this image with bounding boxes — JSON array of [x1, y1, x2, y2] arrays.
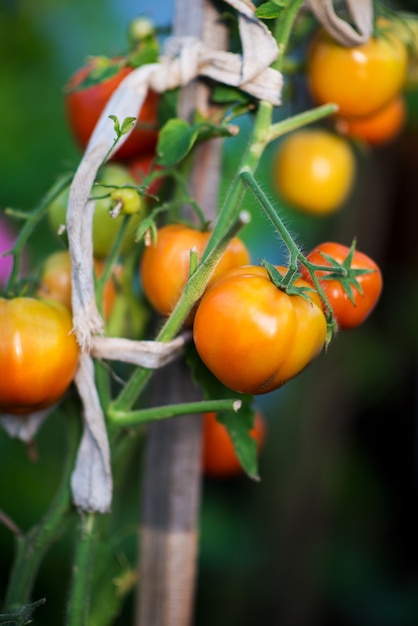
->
[[48, 164, 145, 258], [110, 187, 143, 215]]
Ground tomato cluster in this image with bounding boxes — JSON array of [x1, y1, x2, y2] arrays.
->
[[308, 21, 408, 147], [272, 17, 408, 217]]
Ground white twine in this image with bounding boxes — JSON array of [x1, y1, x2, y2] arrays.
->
[[306, 0, 373, 47]]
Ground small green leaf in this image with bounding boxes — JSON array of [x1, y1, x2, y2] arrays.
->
[[255, 1, 283, 19], [109, 114, 121, 136], [218, 407, 259, 480], [157, 118, 198, 166], [212, 85, 249, 105], [120, 116, 137, 136]]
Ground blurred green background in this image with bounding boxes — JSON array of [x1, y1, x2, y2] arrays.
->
[[1, 1, 418, 625]]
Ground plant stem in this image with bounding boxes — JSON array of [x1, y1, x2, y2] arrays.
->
[[272, 0, 306, 71], [267, 103, 339, 143], [4, 173, 73, 297], [109, 397, 241, 426], [3, 406, 80, 610], [66, 512, 98, 626]]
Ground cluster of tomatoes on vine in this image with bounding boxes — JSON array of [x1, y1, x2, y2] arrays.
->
[[1, 12, 400, 479]]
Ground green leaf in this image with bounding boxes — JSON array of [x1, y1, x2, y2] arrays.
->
[[211, 85, 249, 105], [120, 116, 136, 136], [255, 2, 284, 19], [186, 346, 259, 480], [157, 118, 198, 166]]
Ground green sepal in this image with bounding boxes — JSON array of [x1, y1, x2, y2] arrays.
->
[[262, 259, 316, 301], [317, 240, 376, 307], [66, 57, 125, 92]]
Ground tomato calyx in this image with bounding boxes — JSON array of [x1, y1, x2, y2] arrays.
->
[[261, 259, 316, 301], [314, 239, 376, 307]]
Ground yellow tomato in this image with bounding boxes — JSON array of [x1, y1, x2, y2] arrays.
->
[[272, 129, 355, 215]]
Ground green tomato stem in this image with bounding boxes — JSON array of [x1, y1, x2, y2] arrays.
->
[[3, 173, 74, 298], [109, 210, 250, 414], [3, 405, 80, 610], [267, 103, 339, 143], [272, 0, 306, 71], [66, 512, 97, 626], [108, 398, 242, 427], [239, 169, 343, 334]]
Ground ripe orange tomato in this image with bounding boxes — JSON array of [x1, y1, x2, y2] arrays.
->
[[273, 129, 355, 215], [335, 96, 406, 147], [65, 58, 159, 161], [37, 250, 120, 320], [308, 26, 407, 117], [193, 265, 327, 394], [202, 411, 266, 478], [140, 224, 251, 318], [300, 242, 383, 329], [0, 298, 79, 415]]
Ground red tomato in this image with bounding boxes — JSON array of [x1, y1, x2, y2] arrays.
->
[[308, 25, 407, 117], [65, 58, 159, 160], [140, 224, 251, 319], [202, 411, 266, 478], [300, 242, 383, 329], [0, 298, 79, 415], [335, 96, 406, 147], [193, 266, 327, 394]]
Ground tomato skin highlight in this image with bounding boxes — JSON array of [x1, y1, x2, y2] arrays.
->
[[273, 129, 355, 215], [140, 224, 251, 318], [308, 27, 407, 118], [65, 60, 159, 161], [0, 298, 80, 415], [193, 266, 327, 395], [202, 411, 266, 478], [300, 242, 383, 329]]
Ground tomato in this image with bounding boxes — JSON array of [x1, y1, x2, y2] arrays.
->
[[193, 265, 327, 394], [0, 298, 79, 415], [47, 164, 144, 258], [37, 250, 120, 320], [202, 411, 266, 478], [335, 96, 406, 147], [308, 26, 407, 117], [273, 129, 355, 215], [300, 242, 383, 329], [140, 224, 251, 318], [65, 58, 159, 161]]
